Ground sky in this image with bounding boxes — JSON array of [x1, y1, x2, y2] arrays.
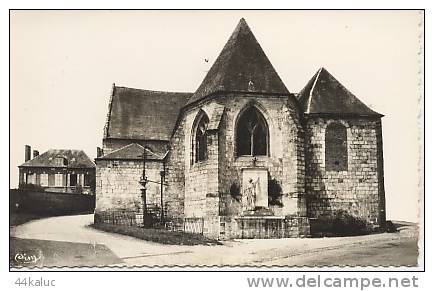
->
[[10, 10, 423, 223]]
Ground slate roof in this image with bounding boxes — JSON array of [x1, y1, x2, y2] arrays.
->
[[186, 18, 289, 106], [105, 86, 192, 141], [96, 143, 165, 161], [298, 68, 383, 117], [19, 149, 95, 168]]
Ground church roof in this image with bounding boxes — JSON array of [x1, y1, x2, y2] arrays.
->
[[298, 68, 383, 117], [97, 143, 165, 161], [186, 18, 289, 106], [19, 149, 95, 168], [105, 86, 192, 141]]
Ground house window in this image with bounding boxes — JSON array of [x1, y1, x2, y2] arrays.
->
[[54, 173, 63, 187], [84, 174, 92, 186], [193, 112, 209, 163], [48, 174, 55, 186], [84, 174, 94, 187], [236, 107, 268, 156], [325, 122, 348, 171], [40, 174, 48, 186], [70, 174, 77, 186], [78, 174, 83, 186], [27, 173, 35, 185]]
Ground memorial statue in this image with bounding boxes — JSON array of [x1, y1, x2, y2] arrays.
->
[[243, 177, 260, 211]]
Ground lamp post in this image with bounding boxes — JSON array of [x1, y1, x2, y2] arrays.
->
[[138, 146, 169, 226], [160, 162, 166, 222], [138, 147, 149, 227]]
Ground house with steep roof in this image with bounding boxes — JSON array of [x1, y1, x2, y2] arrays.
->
[[18, 145, 96, 195], [94, 18, 386, 239]]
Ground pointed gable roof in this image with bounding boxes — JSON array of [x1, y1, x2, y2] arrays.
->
[[97, 143, 165, 161], [298, 68, 382, 117], [186, 18, 289, 106]]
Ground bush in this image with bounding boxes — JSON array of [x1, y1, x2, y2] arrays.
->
[[268, 178, 283, 206], [311, 210, 368, 237], [18, 183, 45, 192], [331, 210, 368, 236], [385, 220, 398, 233], [230, 182, 241, 202], [72, 185, 83, 194]]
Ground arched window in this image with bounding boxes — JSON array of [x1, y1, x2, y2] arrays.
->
[[325, 123, 348, 171], [236, 107, 268, 156], [193, 113, 209, 163]]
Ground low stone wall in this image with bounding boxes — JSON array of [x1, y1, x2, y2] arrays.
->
[[94, 210, 138, 226], [218, 215, 310, 239], [94, 209, 310, 240], [94, 210, 197, 233], [10, 189, 95, 215]]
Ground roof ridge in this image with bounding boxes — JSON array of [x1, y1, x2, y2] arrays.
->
[[47, 149, 86, 152], [97, 142, 165, 161], [144, 147, 163, 159], [307, 67, 323, 114], [103, 83, 116, 139], [114, 85, 193, 95], [100, 142, 143, 159]]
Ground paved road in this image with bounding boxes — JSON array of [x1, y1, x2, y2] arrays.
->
[[10, 214, 419, 267]]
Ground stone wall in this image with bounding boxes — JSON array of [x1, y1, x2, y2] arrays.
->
[[183, 130, 220, 218], [215, 94, 306, 218], [172, 101, 221, 221], [164, 117, 187, 219], [169, 93, 308, 238], [10, 189, 95, 215], [95, 159, 164, 215], [218, 215, 310, 239], [304, 117, 385, 229]]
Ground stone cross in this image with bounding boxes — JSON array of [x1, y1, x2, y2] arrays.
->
[[252, 156, 258, 167]]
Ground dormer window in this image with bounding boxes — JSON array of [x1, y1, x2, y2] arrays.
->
[[55, 157, 68, 166]]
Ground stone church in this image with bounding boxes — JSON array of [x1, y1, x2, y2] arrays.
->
[[94, 18, 386, 239]]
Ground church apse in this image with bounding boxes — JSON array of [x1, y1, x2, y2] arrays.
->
[[95, 18, 384, 240], [208, 96, 309, 239]]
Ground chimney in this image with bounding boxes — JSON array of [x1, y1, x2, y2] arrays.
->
[[33, 150, 39, 158], [97, 147, 103, 158], [25, 145, 31, 162]]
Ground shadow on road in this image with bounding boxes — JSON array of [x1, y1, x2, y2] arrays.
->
[[10, 237, 123, 268]]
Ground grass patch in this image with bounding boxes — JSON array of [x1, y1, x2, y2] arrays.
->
[[91, 223, 222, 246]]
